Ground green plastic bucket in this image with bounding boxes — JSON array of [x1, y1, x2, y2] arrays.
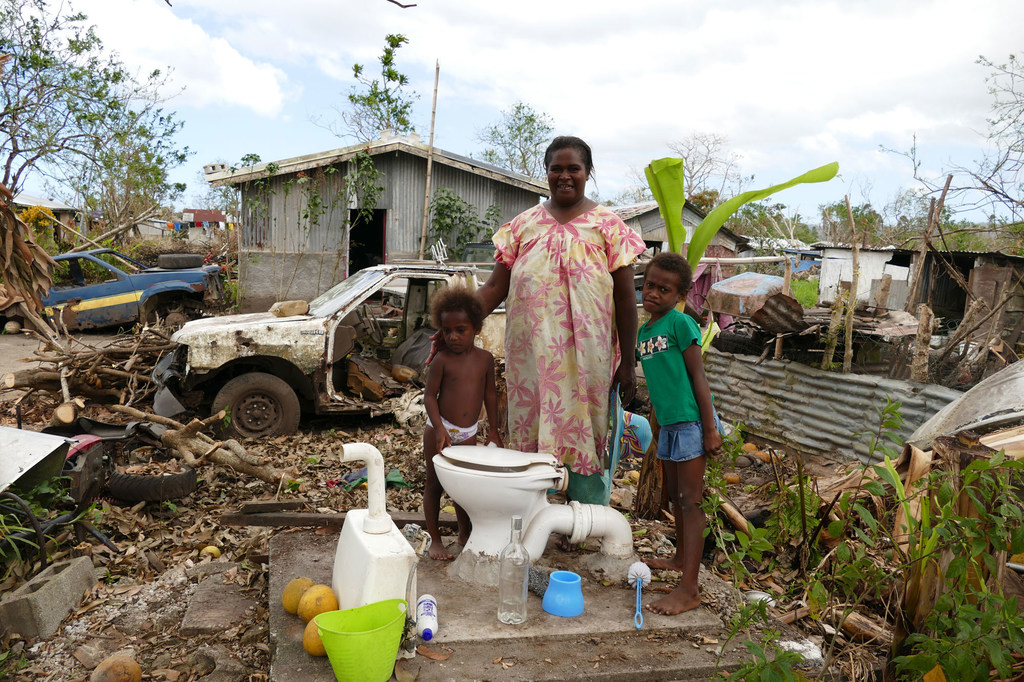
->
[[315, 599, 407, 682]]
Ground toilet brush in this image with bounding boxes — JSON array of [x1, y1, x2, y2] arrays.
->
[[627, 561, 652, 629]]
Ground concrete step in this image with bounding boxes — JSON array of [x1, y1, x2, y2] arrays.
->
[[268, 529, 748, 681]]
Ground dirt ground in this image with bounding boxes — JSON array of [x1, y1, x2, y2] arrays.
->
[[0, 330, 875, 681]]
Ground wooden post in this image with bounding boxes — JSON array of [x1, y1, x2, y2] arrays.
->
[[910, 304, 934, 382], [774, 256, 793, 359], [843, 197, 859, 374], [874, 273, 892, 315], [417, 61, 440, 260], [633, 411, 664, 520], [821, 290, 845, 369], [905, 175, 952, 313]]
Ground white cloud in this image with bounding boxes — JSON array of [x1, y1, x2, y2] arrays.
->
[[76, 0, 290, 116]]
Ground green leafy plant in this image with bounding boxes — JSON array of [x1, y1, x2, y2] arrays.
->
[[428, 187, 501, 260]]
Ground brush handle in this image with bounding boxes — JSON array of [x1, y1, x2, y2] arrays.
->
[[634, 582, 643, 629]]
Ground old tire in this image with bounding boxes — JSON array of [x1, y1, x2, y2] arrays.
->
[[158, 253, 204, 269], [107, 465, 197, 502], [212, 372, 301, 439]]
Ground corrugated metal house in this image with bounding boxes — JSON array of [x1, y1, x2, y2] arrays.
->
[[205, 133, 548, 311], [817, 243, 1024, 337]]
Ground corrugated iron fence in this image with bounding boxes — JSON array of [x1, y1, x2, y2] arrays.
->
[[704, 349, 962, 463]]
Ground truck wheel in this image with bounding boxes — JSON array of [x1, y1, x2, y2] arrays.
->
[[212, 373, 301, 439]]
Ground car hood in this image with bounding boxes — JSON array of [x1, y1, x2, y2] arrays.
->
[[172, 312, 330, 375]]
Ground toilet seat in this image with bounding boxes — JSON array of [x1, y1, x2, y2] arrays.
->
[[438, 445, 557, 472]]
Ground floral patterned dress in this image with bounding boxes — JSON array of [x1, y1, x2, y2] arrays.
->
[[493, 204, 646, 475]]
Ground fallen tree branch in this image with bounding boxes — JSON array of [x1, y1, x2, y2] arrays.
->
[[110, 405, 292, 486]]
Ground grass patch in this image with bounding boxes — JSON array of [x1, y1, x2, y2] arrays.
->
[[789, 278, 818, 308]]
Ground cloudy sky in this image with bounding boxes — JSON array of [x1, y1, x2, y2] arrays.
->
[[48, 0, 1024, 221]]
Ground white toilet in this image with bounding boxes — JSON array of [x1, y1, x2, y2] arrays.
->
[[432, 445, 566, 557]]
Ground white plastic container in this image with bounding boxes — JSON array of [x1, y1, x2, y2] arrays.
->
[[331, 444, 416, 609], [416, 594, 438, 641]]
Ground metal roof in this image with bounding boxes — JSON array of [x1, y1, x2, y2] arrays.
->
[[205, 133, 549, 195], [12, 192, 75, 211]]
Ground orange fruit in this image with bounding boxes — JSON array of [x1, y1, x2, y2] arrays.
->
[[297, 584, 338, 623], [89, 654, 141, 682], [281, 577, 315, 614], [303, 618, 327, 656]]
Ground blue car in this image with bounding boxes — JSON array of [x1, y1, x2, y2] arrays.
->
[[40, 249, 224, 331]]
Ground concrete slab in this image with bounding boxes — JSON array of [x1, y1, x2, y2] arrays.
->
[[270, 529, 749, 681], [181, 563, 258, 636]]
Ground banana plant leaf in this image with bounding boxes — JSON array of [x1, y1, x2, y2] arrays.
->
[[684, 162, 839, 270], [644, 158, 688, 254]]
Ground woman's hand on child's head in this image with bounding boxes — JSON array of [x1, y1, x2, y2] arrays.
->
[[425, 329, 447, 366]]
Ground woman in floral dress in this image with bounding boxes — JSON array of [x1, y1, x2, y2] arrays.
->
[[476, 136, 647, 504]]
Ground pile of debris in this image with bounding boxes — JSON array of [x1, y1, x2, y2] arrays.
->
[[2, 328, 176, 427]]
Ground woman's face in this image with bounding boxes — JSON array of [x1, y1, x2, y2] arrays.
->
[[546, 147, 589, 207]]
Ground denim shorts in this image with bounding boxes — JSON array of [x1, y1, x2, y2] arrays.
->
[[657, 410, 724, 462]]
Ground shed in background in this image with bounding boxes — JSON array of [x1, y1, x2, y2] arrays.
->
[[206, 132, 548, 311]]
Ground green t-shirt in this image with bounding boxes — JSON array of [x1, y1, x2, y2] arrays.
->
[[638, 308, 702, 425]]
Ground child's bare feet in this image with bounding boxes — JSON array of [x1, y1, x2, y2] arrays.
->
[[427, 542, 454, 561], [645, 587, 701, 615], [644, 556, 685, 571]]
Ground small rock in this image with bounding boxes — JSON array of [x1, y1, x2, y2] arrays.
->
[[734, 455, 752, 468], [268, 300, 309, 317]]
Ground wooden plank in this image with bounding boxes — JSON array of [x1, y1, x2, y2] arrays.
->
[[220, 510, 458, 529], [239, 499, 307, 514]]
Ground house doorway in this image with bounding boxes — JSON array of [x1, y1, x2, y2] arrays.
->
[[348, 209, 386, 274]]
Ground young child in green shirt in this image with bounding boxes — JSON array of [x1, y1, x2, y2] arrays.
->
[[637, 251, 723, 615]]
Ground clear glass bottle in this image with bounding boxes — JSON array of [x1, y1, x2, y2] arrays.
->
[[497, 514, 529, 624]]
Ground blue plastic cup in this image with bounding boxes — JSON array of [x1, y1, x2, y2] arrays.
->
[[542, 570, 584, 617]]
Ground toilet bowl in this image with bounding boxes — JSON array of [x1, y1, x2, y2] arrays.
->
[[432, 445, 566, 557]]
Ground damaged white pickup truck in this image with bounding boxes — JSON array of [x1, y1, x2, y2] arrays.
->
[[152, 263, 502, 438]]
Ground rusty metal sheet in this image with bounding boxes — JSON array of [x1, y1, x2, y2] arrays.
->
[[749, 293, 808, 334], [706, 272, 784, 317], [703, 349, 961, 464], [909, 359, 1024, 448]]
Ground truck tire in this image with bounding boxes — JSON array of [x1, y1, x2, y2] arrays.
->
[[107, 465, 197, 502], [158, 253, 204, 269], [212, 372, 301, 439]]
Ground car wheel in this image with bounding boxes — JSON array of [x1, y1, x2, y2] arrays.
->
[[107, 465, 198, 502], [158, 253, 205, 269], [212, 372, 301, 439]]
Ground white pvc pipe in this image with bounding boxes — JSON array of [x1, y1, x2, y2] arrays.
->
[[339, 443, 392, 534], [522, 501, 634, 561]]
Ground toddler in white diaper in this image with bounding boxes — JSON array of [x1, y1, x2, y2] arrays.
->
[[423, 285, 502, 560]]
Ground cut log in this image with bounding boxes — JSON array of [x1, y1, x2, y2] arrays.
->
[[48, 401, 78, 428]]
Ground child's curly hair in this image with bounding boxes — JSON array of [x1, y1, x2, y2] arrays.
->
[[430, 285, 485, 330], [648, 251, 693, 292]]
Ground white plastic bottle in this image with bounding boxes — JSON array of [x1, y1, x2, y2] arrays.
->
[[416, 594, 438, 641]]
